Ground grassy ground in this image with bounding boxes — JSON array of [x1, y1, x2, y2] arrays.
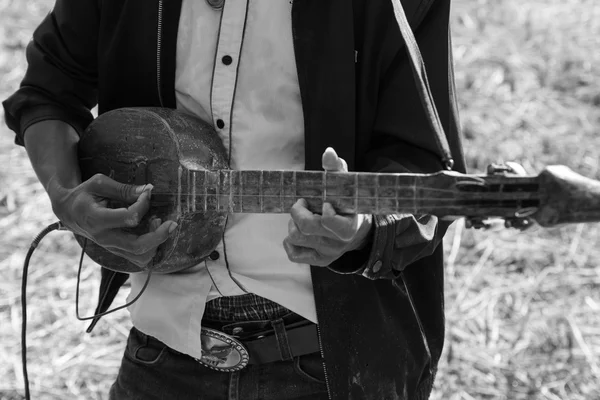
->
[[1, 0, 599, 399]]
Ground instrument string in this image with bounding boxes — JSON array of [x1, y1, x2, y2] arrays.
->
[[146, 187, 540, 196], [144, 192, 540, 202]]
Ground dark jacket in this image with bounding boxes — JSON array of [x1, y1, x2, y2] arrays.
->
[[3, 0, 466, 398]]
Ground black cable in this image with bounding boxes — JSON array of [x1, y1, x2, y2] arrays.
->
[[74, 237, 153, 321], [21, 223, 152, 399], [21, 221, 65, 400]]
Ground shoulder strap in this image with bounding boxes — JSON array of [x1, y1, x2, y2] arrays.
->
[[391, 0, 455, 170]]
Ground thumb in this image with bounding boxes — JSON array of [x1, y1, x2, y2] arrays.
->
[[322, 147, 348, 172], [86, 174, 152, 203]]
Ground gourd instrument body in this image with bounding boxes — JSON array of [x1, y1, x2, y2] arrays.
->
[[78, 108, 228, 273]]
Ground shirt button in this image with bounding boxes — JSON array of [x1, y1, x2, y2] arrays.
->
[[222, 55, 233, 65], [372, 260, 382, 273], [209, 250, 220, 261], [216, 119, 225, 129]]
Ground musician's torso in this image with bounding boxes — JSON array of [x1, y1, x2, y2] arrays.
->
[[128, 0, 317, 358]]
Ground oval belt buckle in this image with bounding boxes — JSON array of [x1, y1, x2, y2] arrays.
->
[[196, 327, 249, 372]]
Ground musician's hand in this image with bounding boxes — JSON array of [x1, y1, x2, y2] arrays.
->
[[49, 174, 177, 268], [283, 148, 373, 266]]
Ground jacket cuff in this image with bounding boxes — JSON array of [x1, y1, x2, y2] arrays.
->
[[326, 217, 376, 275], [327, 213, 442, 279], [361, 214, 405, 279]]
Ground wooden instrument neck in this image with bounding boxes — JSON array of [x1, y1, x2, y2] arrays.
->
[[163, 168, 542, 217]]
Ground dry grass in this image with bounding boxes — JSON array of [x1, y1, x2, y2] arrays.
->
[[1, 0, 599, 399]]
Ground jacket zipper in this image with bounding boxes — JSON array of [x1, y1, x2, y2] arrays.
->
[[156, 0, 165, 107], [316, 324, 332, 399], [290, 0, 330, 393]]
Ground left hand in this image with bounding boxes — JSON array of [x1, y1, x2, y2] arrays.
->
[[283, 148, 373, 266]]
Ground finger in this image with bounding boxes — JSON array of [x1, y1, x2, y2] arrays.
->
[[86, 173, 153, 204], [321, 147, 348, 172], [320, 202, 359, 241], [84, 188, 153, 230], [290, 199, 338, 239], [287, 218, 345, 254], [95, 220, 177, 255], [283, 238, 331, 267]]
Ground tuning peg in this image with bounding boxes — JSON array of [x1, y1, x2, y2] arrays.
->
[[465, 217, 505, 230], [486, 164, 512, 175], [505, 217, 534, 230], [486, 162, 528, 176]]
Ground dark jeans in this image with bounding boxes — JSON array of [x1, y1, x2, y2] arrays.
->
[[109, 326, 329, 400]]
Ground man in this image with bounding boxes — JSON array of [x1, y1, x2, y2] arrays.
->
[[3, 0, 465, 398]]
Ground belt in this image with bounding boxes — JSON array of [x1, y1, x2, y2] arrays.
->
[[197, 317, 320, 372]]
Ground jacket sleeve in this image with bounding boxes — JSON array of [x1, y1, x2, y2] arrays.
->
[[328, 0, 466, 279], [2, 0, 100, 145]]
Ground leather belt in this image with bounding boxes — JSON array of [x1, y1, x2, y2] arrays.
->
[[196, 320, 320, 372]]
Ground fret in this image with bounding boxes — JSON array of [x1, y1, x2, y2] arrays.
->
[[215, 170, 221, 211], [282, 171, 297, 211], [241, 171, 260, 212], [389, 177, 417, 213], [239, 169, 243, 213], [262, 171, 284, 213], [219, 170, 231, 212], [191, 170, 197, 212], [357, 173, 377, 214], [205, 171, 219, 211], [193, 169, 206, 212], [412, 177, 420, 215], [293, 170, 297, 203], [228, 170, 233, 213], [235, 170, 242, 212], [177, 166, 182, 216], [377, 174, 398, 214], [203, 170, 208, 212], [375, 175, 379, 214], [280, 171, 284, 212], [395, 174, 400, 214], [355, 173, 359, 214], [186, 169, 191, 213], [259, 170, 264, 213], [324, 172, 357, 214], [295, 171, 323, 198]]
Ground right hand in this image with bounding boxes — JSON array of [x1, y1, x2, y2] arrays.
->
[[49, 173, 177, 268]]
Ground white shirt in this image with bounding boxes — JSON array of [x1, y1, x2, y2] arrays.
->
[[127, 0, 317, 359]]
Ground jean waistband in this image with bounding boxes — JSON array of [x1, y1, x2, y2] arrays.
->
[[202, 310, 311, 338], [203, 293, 291, 323]]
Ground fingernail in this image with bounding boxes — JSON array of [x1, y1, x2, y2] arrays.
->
[[168, 222, 178, 233], [136, 184, 154, 195]]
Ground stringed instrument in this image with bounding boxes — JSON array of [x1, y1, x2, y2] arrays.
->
[[77, 107, 600, 274]]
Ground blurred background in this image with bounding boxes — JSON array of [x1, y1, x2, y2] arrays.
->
[[1, 0, 599, 399]]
